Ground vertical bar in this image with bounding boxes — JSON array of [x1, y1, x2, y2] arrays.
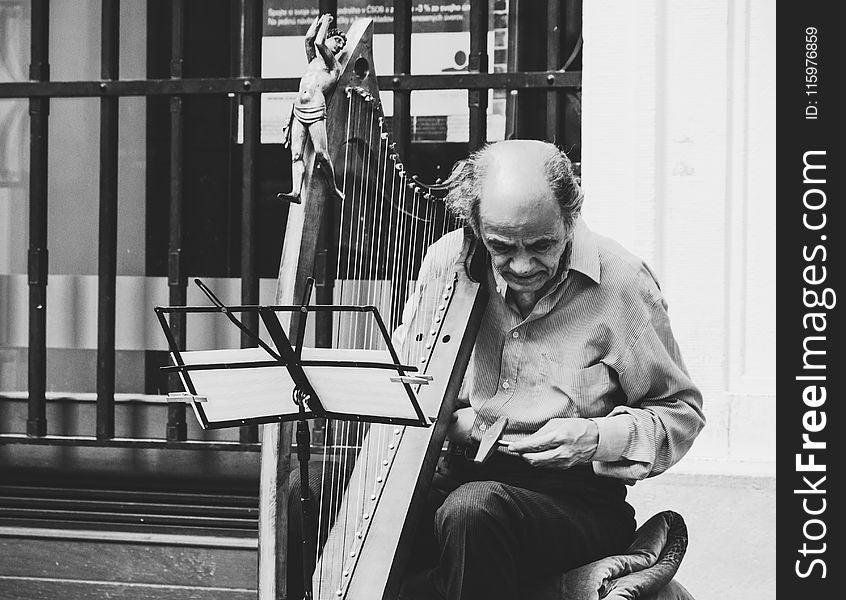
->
[[393, 0, 412, 161], [318, 0, 337, 18], [97, 0, 120, 440], [239, 0, 262, 446], [546, 0, 561, 142], [27, 0, 50, 437], [166, 0, 188, 442], [505, 0, 521, 139], [312, 0, 338, 448], [468, 0, 489, 150]]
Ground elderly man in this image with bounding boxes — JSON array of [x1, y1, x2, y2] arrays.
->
[[400, 139, 705, 600]]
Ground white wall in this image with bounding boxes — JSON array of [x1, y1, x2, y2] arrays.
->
[[582, 0, 775, 469], [582, 3, 776, 597]]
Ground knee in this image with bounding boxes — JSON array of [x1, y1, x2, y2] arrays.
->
[[435, 481, 513, 535]]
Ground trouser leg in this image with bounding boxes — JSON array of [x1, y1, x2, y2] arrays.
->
[[403, 456, 635, 600]]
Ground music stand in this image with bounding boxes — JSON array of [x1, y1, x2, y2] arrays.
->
[[155, 279, 433, 600], [154, 279, 431, 431]]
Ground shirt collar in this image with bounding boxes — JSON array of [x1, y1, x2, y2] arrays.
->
[[488, 217, 600, 296], [568, 218, 601, 284]]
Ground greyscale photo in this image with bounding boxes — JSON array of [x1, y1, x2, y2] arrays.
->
[[1, 1, 789, 599]]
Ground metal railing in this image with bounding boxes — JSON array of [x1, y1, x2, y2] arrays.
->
[[0, 0, 581, 452]]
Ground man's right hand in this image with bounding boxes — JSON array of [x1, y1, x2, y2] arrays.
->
[[446, 406, 476, 445]]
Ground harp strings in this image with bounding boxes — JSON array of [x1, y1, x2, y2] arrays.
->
[[313, 87, 459, 598]]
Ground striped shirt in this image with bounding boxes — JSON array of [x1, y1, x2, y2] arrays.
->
[[402, 219, 705, 481]]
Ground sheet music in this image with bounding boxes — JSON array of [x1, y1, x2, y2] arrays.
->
[[177, 346, 421, 426]]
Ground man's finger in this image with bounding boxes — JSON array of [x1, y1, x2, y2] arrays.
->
[[508, 431, 557, 453], [517, 448, 561, 466]]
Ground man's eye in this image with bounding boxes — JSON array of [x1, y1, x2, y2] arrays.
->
[[490, 243, 512, 254], [530, 242, 552, 253]]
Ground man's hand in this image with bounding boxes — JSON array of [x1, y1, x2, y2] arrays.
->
[[507, 418, 599, 469], [446, 406, 476, 445]]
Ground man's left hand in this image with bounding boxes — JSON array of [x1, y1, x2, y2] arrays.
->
[[507, 418, 599, 469]]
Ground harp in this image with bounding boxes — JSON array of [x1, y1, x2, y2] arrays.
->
[[260, 18, 489, 600]]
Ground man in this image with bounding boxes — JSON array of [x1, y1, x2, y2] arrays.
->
[[281, 13, 347, 202], [399, 139, 705, 599]]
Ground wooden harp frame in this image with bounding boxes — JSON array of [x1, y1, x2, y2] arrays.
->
[[260, 18, 490, 600]]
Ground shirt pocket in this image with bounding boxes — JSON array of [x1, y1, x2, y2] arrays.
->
[[549, 362, 615, 418]]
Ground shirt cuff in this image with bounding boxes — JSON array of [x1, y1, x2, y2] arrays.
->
[[590, 414, 633, 462]]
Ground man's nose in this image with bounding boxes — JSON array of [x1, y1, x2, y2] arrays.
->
[[510, 253, 534, 275]]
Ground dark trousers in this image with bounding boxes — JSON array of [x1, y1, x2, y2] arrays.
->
[[287, 453, 635, 600], [401, 452, 636, 600]]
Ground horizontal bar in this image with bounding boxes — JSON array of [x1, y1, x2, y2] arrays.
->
[[1, 392, 169, 404], [160, 359, 418, 373], [0, 71, 581, 99], [0, 526, 258, 548], [0, 519, 257, 540], [0, 434, 260, 452], [0, 485, 257, 506]]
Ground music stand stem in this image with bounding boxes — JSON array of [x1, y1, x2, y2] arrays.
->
[[295, 389, 315, 600]]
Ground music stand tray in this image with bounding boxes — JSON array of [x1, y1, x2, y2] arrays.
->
[[155, 293, 430, 431]]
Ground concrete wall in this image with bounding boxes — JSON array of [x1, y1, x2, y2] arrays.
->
[[582, 2, 775, 598]]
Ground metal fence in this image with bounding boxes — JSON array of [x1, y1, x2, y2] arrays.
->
[[0, 0, 581, 454]]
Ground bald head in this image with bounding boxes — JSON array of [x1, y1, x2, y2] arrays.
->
[[444, 139, 582, 236]]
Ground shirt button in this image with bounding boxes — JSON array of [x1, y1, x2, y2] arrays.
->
[[479, 423, 487, 431], [502, 380, 510, 390], [511, 331, 519, 339]]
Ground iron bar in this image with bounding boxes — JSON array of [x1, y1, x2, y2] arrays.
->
[[546, 0, 561, 142], [0, 71, 581, 99], [0, 434, 260, 452], [96, 0, 119, 440], [166, 0, 188, 442], [393, 0, 412, 160], [318, 0, 337, 19], [468, 0, 489, 150], [239, 0, 262, 446], [26, 0, 49, 438]]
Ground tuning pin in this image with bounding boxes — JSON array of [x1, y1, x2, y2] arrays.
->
[[345, 86, 353, 97], [380, 131, 389, 140]]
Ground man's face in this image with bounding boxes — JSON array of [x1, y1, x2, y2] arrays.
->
[[327, 35, 345, 55], [478, 176, 570, 296]]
